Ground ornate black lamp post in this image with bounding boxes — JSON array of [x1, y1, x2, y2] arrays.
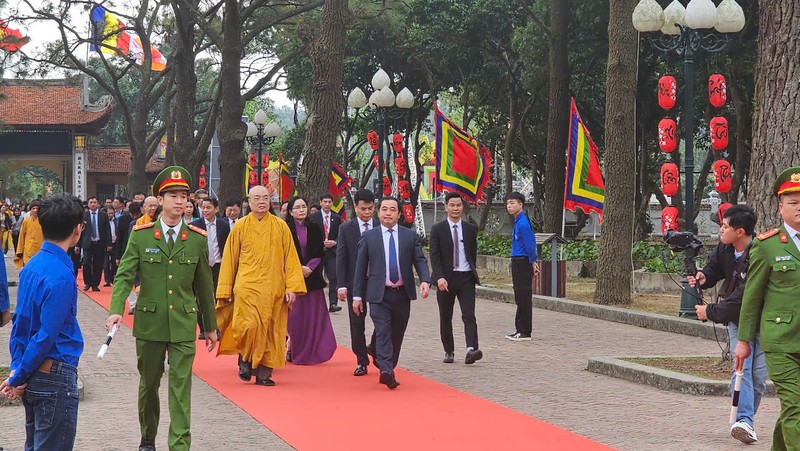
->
[[347, 69, 415, 197], [245, 109, 281, 184], [633, 0, 745, 317]]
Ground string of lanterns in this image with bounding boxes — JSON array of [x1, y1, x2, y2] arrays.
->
[[367, 130, 415, 224], [658, 72, 733, 233]]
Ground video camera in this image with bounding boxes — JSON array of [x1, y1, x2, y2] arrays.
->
[[664, 230, 703, 255]]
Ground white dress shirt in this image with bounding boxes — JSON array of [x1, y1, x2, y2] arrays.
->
[[784, 222, 800, 251], [206, 218, 222, 265], [448, 219, 472, 272], [160, 218, 182, 246], [381, 224, 404, 287], [360, 219, 372, 235]]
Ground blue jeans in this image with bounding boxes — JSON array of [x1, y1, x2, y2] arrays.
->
[[22, 361, 79, 451], [727, 322, 768, 427]]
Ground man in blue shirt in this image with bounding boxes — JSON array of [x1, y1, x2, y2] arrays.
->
[[505, 192, 539, 341], [0, 194, 85, 450]]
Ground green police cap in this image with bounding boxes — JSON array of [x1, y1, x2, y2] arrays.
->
[[153, 165, 192, 196], [773, 166, 800, 197]]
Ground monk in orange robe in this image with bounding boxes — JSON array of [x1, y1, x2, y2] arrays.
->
[[14, 202, 43, 269], [216, 185, 306, 386]]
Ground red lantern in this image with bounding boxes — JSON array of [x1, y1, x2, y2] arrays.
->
[[660, 163, 679, 197], [382, 176, 391, 196], [248, 153, 257, 167], [200, 165, 206, 176], [658, 75, 677, 110], [710, 116, 729, 150], [661, 206, 679, 234], [198, 177, 207, 189], [395, 156, 406, 177], [709, 74, 727, 108], [658, 118, 677, 153], [248, 170, 257, 186], [403, 203, 415, 223], [713, 159, 732, 193], [261, 171, 269, 186], [398, 180, 411, 200], [393, 133, 404, 153], [368, 131, 380, 150], [262, 154, 270, 168], [373, 154, 379, 169], [718, 202, 733, 223]]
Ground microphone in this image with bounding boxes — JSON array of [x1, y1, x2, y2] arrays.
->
[[97, 323, 119, 359]]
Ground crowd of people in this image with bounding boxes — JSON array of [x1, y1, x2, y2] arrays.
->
[[0, 164, 546, 451]]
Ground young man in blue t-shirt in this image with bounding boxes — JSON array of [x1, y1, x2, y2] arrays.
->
[[1, 194, 85, 450], [505, 192, 539, 341]]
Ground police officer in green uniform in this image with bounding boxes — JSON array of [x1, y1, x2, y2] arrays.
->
[[737, 166, 800, 451], [106, 166, 217, 451]]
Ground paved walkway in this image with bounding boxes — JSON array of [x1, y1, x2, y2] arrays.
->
[[0, 255, 779, 450]]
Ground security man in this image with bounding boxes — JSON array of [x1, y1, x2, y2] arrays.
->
[[737, 166, 800, 450], [106, 166, 217, 451]]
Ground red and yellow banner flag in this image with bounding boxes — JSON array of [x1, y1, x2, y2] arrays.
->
[[433, 103, 492, 203], [280, 158, 295, 202], [564, 98, 605, 221], [0, 19, 29, 52]]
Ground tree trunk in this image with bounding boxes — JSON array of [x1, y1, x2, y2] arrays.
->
[[594, 0, 637, 306], [748, 1, 800, 227], [542, 0, 570, 233], [216, 0, 246, 203], [169, 0, 199, 175], [295, 0, 349, 202]]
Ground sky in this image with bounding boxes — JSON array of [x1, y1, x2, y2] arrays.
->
[[4, 0, 294, 107]]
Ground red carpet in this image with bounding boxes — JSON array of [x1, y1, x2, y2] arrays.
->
[[81, 279, 615, 450]]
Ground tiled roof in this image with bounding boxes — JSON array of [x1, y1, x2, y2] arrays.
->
[[87, 146, 166, 174], [0, 80, 113, 133]]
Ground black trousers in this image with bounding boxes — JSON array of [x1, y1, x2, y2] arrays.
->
[[323, 251, 338, 307], [82, 241, 105, 288], [369, 288, 410, 375], [347, 294, 376, 366], [197, 263, 220, 333], [103, 247, 117, 284], [511, 257, 533, 335], [437, 272, 479, 352]]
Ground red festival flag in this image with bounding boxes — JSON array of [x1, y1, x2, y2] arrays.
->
[[563, 98, 605, 221], [0, 19, 29, 52]]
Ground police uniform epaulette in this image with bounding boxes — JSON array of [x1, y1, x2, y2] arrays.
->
[[187, 224, 208, 237], [133, 222, 155, 231], [756, 228, 779, 241]]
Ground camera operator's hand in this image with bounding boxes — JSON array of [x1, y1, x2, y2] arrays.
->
[[694, 304, 708, 321], [687, 271, 705, 288]]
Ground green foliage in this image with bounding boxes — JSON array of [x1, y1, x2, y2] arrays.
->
[[540, 240, 599, 261], [476, 233, 512, 257]]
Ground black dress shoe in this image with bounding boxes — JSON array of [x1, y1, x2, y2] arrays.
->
[[255, 377, 276, 386], [238, 355, 252, 381], [465, 349, 483, 365], [379, 371, 399, 389], [91, 286, 101, 292], [286, 350, 293, 363], [83, 285, 90, 291], [198, 332, 206, 340], [329, 305, 342, 312], [353, 364, 368, 376], [139, 438, 156, 451], [103, 283, 111, 287], [443, 352, 455, 363]]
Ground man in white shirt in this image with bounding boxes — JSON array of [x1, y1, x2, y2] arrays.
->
[[224, 198, 241, 229], [310, 194, 343, 312]]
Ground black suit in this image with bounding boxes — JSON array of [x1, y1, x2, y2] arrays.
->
[[310, 210, 342, 307], [191, 217, 231, 333], [336, 217, 379, 366], [353, 224, 430, 376], [429, 219, 480, 352], [115, 212, 133, 260], [79, 209, 111, 289], [103, 214, 120, 284]]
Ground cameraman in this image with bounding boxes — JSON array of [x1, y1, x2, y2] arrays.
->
[[688, 204, 765, 444]]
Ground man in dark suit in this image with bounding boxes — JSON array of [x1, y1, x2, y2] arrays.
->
[[191, 197, 230, 339], [336, 189, 380, 376], [310, 193, 343, 312], [353, 196, 430, 389], [102, 206, 119, 286], [429, 192, 482, 365], [76, 196, 111, 291]]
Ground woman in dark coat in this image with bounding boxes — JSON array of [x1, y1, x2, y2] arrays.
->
[[285, 196, 337, 365]]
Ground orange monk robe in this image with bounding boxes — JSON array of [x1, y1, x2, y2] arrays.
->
[[135, 213, 153, 227], [14, 216, 42, 269], [215, 212, 306, 370]]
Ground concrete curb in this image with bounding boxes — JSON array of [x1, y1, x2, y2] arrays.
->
[[477, 286, 728, 341], [0, 378, 84, 407], [587, 356, 776, 397]]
